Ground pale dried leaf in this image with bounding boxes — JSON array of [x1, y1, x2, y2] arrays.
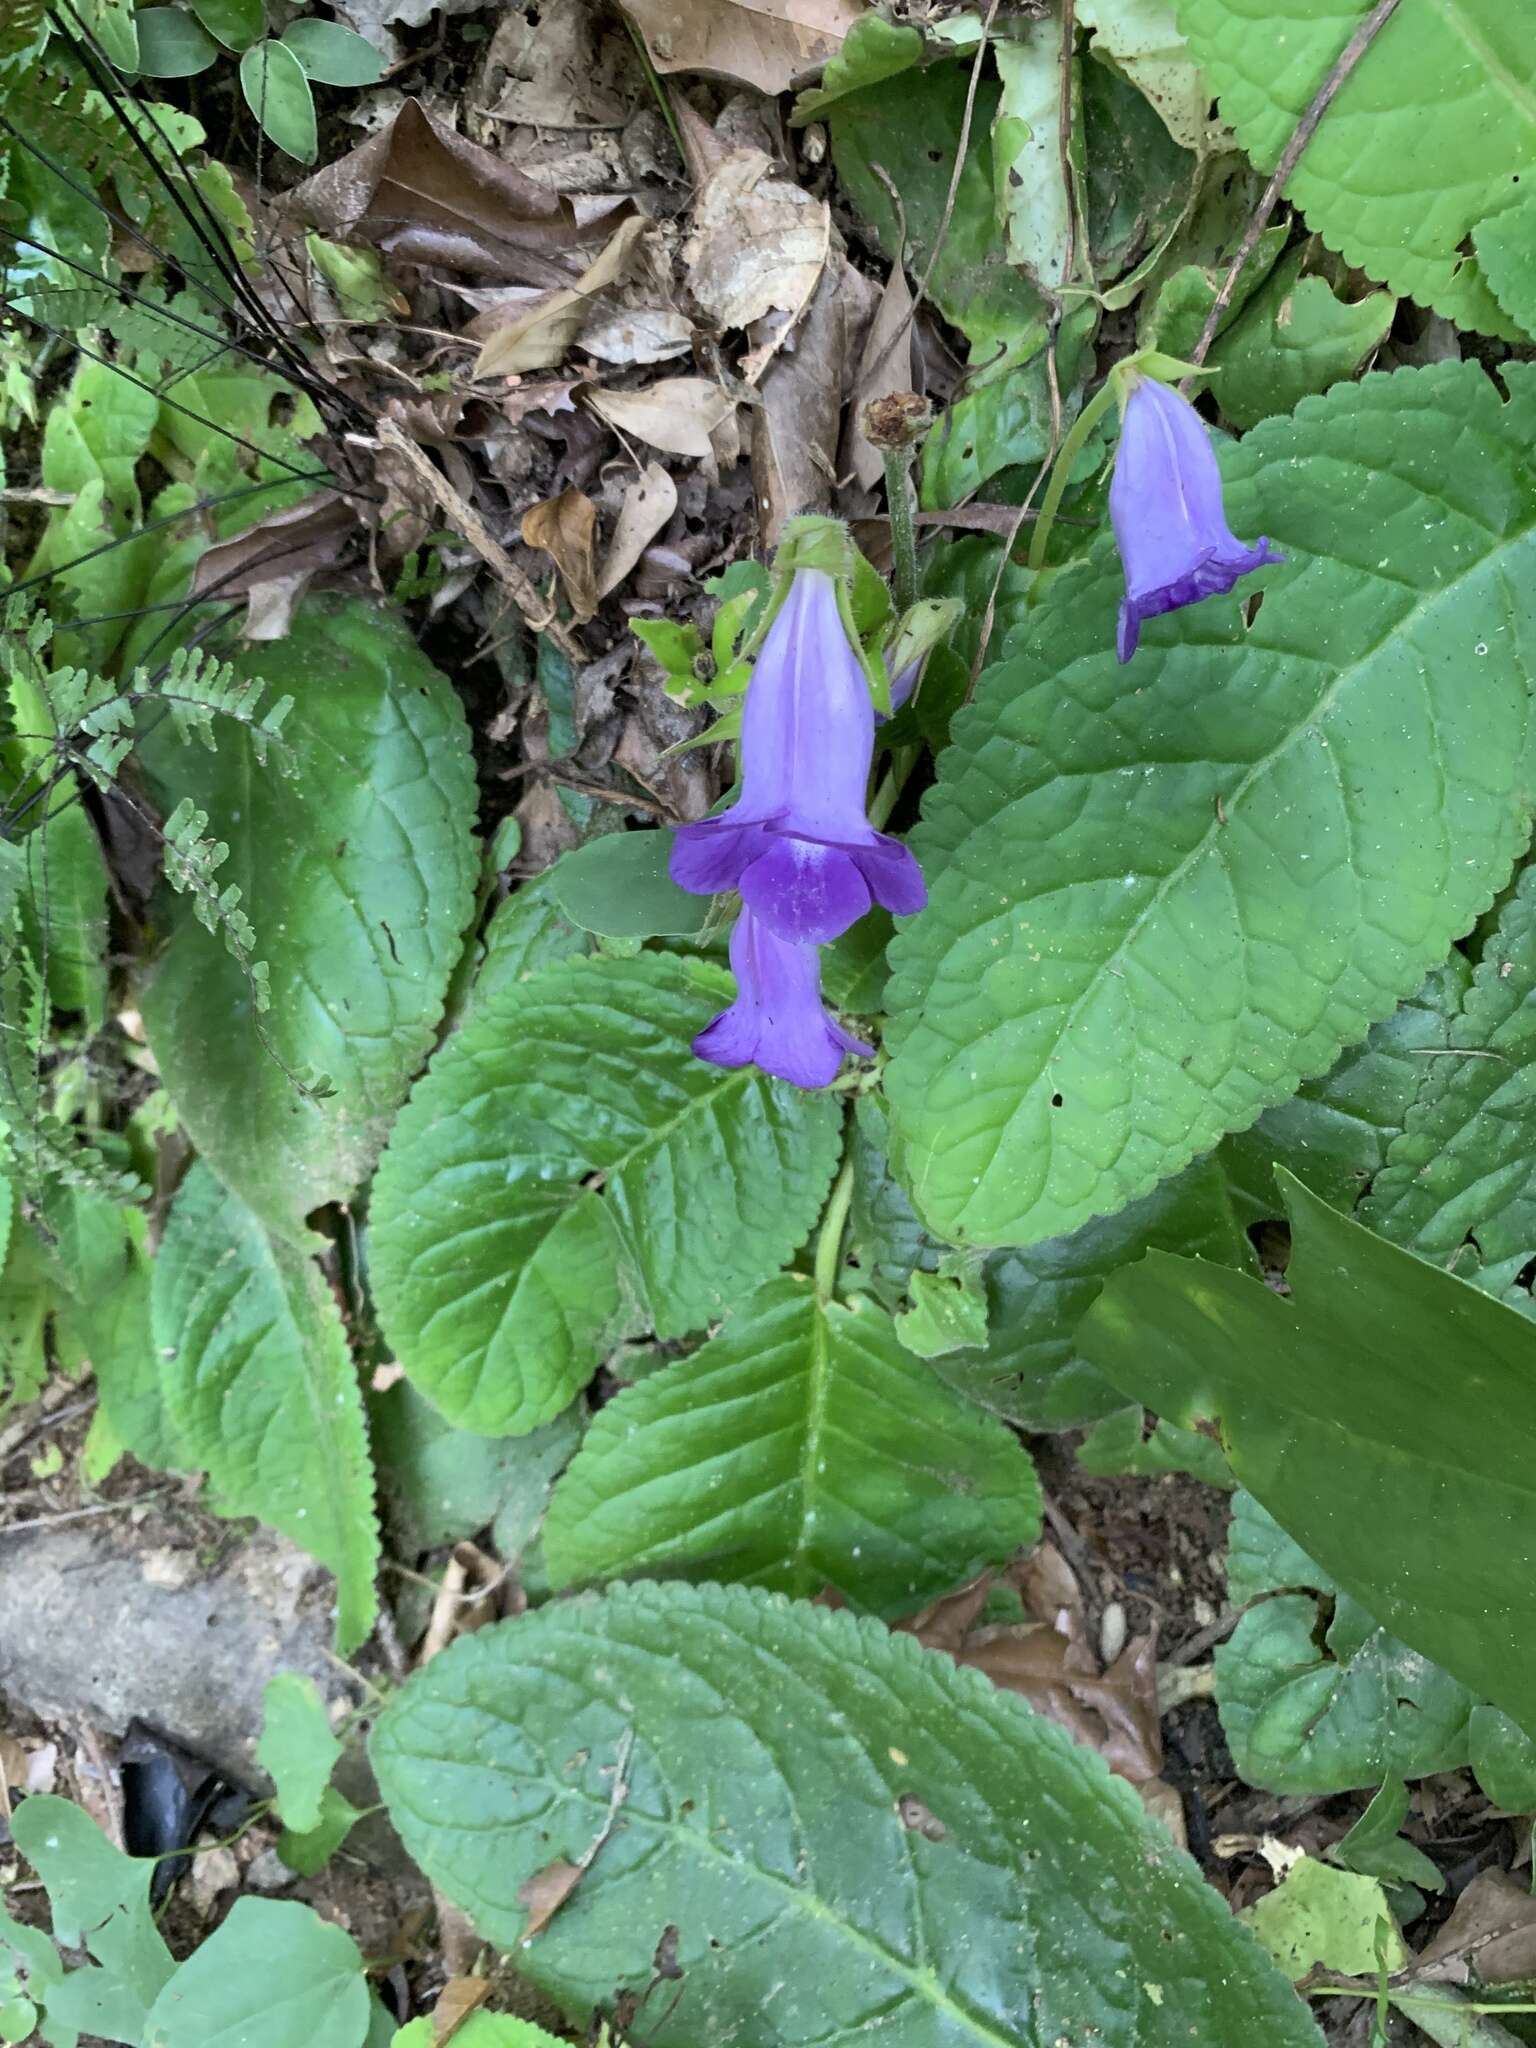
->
[[500, 377, 585, 424], [588, 377, 738, 458], [431, 1976, 490, 2040], [517, 1855, 585, 1938], [752, 250, 872, 542], [476, 0, 636, 129], [1137, 1778, 1189, 1852], [188, 494, 357, 643], [579, 302, 694, 366], [844, 260, 915, 489], [597, 462, 678, 598], [474, 215, 650, 377], [684, 147, 829, 341], [241, 571, 313, 644], [522, 487, 600, 622], [623, 0, 866, 96], [285, 99, 615, 288]]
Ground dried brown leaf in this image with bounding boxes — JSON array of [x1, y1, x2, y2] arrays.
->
[[285, 99, 619, 288], [475, 0, 636, 130], [188, 495, 357, 642], [430, 1976, 490, 2041], [517, 1855, 585, 1939], [959, 1625, 1164, 1784], [588, 377, 737, 458], [623, 0, 866, 96], [474, 215, 650, 378], [844, 261, 916, 489], [899, 1573, 995, 1657], [579, 302, 693, 366], [684, 148, 829, 342], [752, 250, 872, 542], [1415, 1870, 1536, 1987], [522, 487, 601, 622], [597, 462, 678, 598]]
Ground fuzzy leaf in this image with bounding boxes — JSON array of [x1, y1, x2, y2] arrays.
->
[[370, 953, 842, 1435], [885, 362, 1536, 1247], [151, 1165, 379, 1652], [257, 1675, 343, 1835], [372, 1584, 1323, 2047], [141, 1900, 370, 2048], [140, 601, 478, 1244], [1175, 0, 1536, 335], [543, 1274, 1039, 1614]]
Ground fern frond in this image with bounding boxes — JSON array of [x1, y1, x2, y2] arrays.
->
[[160, 795, 271, 1011], [138, 645, 294, 769]]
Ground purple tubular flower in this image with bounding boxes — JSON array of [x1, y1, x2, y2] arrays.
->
[[694, 908, 871, 1090], [670, 566, 926, 943], [1109, 375, 1283, 663]]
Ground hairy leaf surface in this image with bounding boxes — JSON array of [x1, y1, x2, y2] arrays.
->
[[373, 1584, 1322, 2047], [886, 364, 1536, 1245], [544, 1274, 1039, 1612], [370, 953, 841, 1435]]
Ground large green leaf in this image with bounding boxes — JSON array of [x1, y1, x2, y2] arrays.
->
[[141, 1900, 370, 2048], [1219, 956, 1471, 1226], [885, 362, 1536, 1246], [370, 953, 842, 1436], [543, 1274, 1039, 1614], [1475, 188, 1536, 342], [1174, 0, 1535, 335], [1217, 1490, 1536, 1803], [373, 1584, 1322, 2048], [140, 600, 478, 1243], [150, 1164, 379, 1652], [1207, 247, 1395, 429], [1361, 862, 1536, 1304], [1078, 1170, 1536, 1736]]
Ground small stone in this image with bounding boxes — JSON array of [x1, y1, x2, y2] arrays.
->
[[245, 1847, 296, 1894]]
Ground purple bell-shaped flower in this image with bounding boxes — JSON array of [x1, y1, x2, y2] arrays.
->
[[693, 907, 872, 1091], [669, 565, 926, 944], [1110, 375, 1283, 663]]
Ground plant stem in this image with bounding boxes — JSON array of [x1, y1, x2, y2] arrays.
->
[[813, 1154, 857, 1303], [1026, 375, 1118, 578], [882, 445, 920, 615]]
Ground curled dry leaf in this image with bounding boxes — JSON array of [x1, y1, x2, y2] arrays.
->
[[752, 249, 873, 541], [473, 215, 650, 379], [522, 487, 601, 622], [684, 147, 830, 346], [622, 0, 867, 97], [1416, 1870, 1536, 1987], [588, 377, 738, 459], [579, 303, 694, 366], [285, 98, 620, 288], [960, 1626, 1164, 1785], [516, 1855, 585, 1939], [597, 461, 678, 597], [428, 1974, 491, 2037], [188, 493, 358, 643], [844, 260, 916, 490]]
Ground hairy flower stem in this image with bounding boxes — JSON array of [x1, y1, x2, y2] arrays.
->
[[882, 446, 921, 616], [813, 1154, 858, 1303]]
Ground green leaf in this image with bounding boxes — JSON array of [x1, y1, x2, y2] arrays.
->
[[1174, 0, 1536, 335], [1080, 42, 1200, 285], [256, 1674, 343, 1834], [393, 2020, 567, 2048], [141, 1899, 371, 2048], [191, 0, 263, 48], [1076, 1406, 1233, 1488], [278, 1785, 364, 1878], [1208, 247, 1396, 428], [1329, 1782, 1444, 1893], [473, 873, 591, 1008], [543, 1274, 1040, 1614], [151, 1164, 380, 1652], [789, 14, 926, 125], [992, 20, 1072, 290], [819, 910, 892, 1015], [371, 1375, 583, 1553], [1362, 862, 1536, 1304], [1078, 1170, 1536, 1739], [828, 64, 1045, 353], [0, 1219, 52, 1419], [240, 40, 317, 164], [894, 1251, 991, 1358], [370, 953, 842, 1435], [1079, 0, 1223, 154], [548, 831, 710, 940], [1219, 956, 1471, 1227], [13, 805, 109, 1028], [920, 308, 1097, 509], [133, 8, 219, 76], [279, 19, 382, 83], [12, 1797, 173, 2041], [1239, 1857, 1406, 1981], [1475, 187, 1536, 342], [373, 1585, 1323, 2046], [885, 362, 1536, 1247], [140, 601, 478, 1243]]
